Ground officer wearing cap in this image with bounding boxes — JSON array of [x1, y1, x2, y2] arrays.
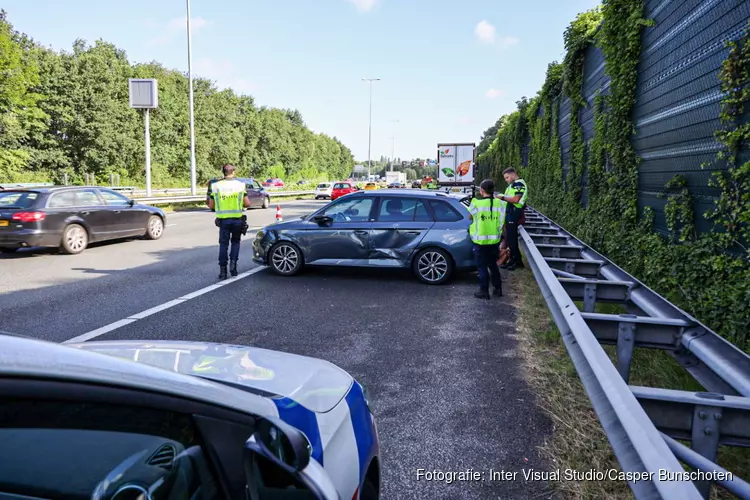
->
[[468, 179, 505, 299], [206, 164, 251, 279], [495, 168, 528, 271]]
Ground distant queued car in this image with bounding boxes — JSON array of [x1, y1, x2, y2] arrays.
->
[[262, 178, 285, 188], [387, 182, 403, 189], [314, 182, 333, 200], [0, 186, 165, 254], [236, 177, 271, 209], [364, 183, 378, 191], [253, 189, 475, 285], [330, 182, 359, 201], [0, 333, 381, 500]]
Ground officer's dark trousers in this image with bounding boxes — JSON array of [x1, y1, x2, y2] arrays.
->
[[506, 221, 522, 265], [474, 243, 502, 291], [218, 218, 243, 266]]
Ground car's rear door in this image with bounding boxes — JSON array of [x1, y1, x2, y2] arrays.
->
[[72, 188, 115, 240], [369, 196, 434, 264]]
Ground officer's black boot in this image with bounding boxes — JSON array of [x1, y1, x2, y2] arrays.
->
[[493, 286, 503, 297], [218, 265, 228, 280], [229, 260, 238, 277], [474, 289, 490, 300]]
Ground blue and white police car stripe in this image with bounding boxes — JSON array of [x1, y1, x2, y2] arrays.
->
[[270, 381, 377, 500]]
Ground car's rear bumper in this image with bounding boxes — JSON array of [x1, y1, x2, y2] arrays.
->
[[0, 229, 59, 249]]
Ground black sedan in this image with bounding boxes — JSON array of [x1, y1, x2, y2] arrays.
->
[[0, 186, 166, 255]]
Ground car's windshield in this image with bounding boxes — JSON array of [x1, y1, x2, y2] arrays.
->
[[0, 191, 39, 209]]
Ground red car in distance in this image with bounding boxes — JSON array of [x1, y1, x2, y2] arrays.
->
[[330, 181, 359, 200], [262, 178, 285, 187]]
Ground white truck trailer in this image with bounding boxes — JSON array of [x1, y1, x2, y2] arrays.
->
[[436, 142, 476, 194], [385, 171, 407, 186]]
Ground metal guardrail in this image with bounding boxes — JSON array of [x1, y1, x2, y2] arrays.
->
[[136, 190, 315, 205], [116, 186, 309, 197], [519, 207, 750, 500]]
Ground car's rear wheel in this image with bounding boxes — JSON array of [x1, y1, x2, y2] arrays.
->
[[413, 247, 453, 285], [262, 196, 270, 209], [269, 241, 303, 276], [145, 215, 164, 240], [60, 224, 88, 255]]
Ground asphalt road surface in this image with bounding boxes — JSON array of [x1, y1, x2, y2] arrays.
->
[[2, 198, 556, 499], [0, 199, 320, 342]]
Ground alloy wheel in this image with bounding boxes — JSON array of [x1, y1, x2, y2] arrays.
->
[[272, 244, 298, 274], [417, 251, 448, 282]]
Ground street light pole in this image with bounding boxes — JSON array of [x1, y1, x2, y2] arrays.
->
[[362, 78, 380, 179], [390, 119, 399, 172], [186, 0, 197, 195]]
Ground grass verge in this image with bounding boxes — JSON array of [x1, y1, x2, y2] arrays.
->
[[509, 262, 750, 499]]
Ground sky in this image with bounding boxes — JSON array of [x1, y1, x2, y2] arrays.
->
[[3, 0, 600, 162]]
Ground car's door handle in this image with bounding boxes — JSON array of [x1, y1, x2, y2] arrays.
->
[[354, 230, 368, 235], [113, 210, 121, 214], [81, 211, 90, 215], [405, 231, 420, 235]]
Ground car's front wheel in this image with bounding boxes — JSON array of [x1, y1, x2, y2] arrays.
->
[[269, 241, 303, 276], [412, 247, 453, 285], [262, 196, 270, 209]]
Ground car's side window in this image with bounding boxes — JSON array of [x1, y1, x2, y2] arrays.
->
[[253, 180, 263, 190], [76, 188, 104, 207], [0, 399, 221, 499], [429, 200, 463, 222], [47, 191, 77, 209], [414, 199, 433, 221], [99, 189, 131, 206], [320, 198, 374, 221], [377, 197, 432, 222]]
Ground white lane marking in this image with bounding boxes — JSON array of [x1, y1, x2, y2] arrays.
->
[[166, 224, 177, 227], [63, 266, 268, 343]]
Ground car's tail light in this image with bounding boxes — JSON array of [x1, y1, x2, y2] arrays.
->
[[12, 211, 46, 222]]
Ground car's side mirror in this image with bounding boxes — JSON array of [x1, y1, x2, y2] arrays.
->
[[313, 215, 333, 226], [127, 199, 135, 207], [244, 416, 338, 500]]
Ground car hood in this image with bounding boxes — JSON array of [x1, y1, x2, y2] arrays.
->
[[70, 340, 353, 413]]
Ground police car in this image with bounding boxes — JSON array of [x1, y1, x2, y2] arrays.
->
[[0, 334, 380, 500]]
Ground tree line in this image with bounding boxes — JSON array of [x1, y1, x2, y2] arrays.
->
[[0, 11, 355, 188]]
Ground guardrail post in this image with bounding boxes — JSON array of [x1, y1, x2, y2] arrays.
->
[[616, 315, 637, 383], [583, 281, 597, 312], [692, 400, 723, 498]]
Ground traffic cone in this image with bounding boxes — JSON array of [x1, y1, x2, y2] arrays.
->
[[275, 205, 283, 222]]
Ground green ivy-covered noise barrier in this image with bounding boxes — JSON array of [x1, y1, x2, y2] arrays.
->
[[477, 1, 749, 351]]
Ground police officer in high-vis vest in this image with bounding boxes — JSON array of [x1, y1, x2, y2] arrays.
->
[[206, 164, 251, 280], [468, 179, 505, 299], [495, 167, 528, 271]]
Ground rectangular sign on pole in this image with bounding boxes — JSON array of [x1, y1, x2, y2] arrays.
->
[[129, 79, 159, 109], [437, 143, 475, 185]]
